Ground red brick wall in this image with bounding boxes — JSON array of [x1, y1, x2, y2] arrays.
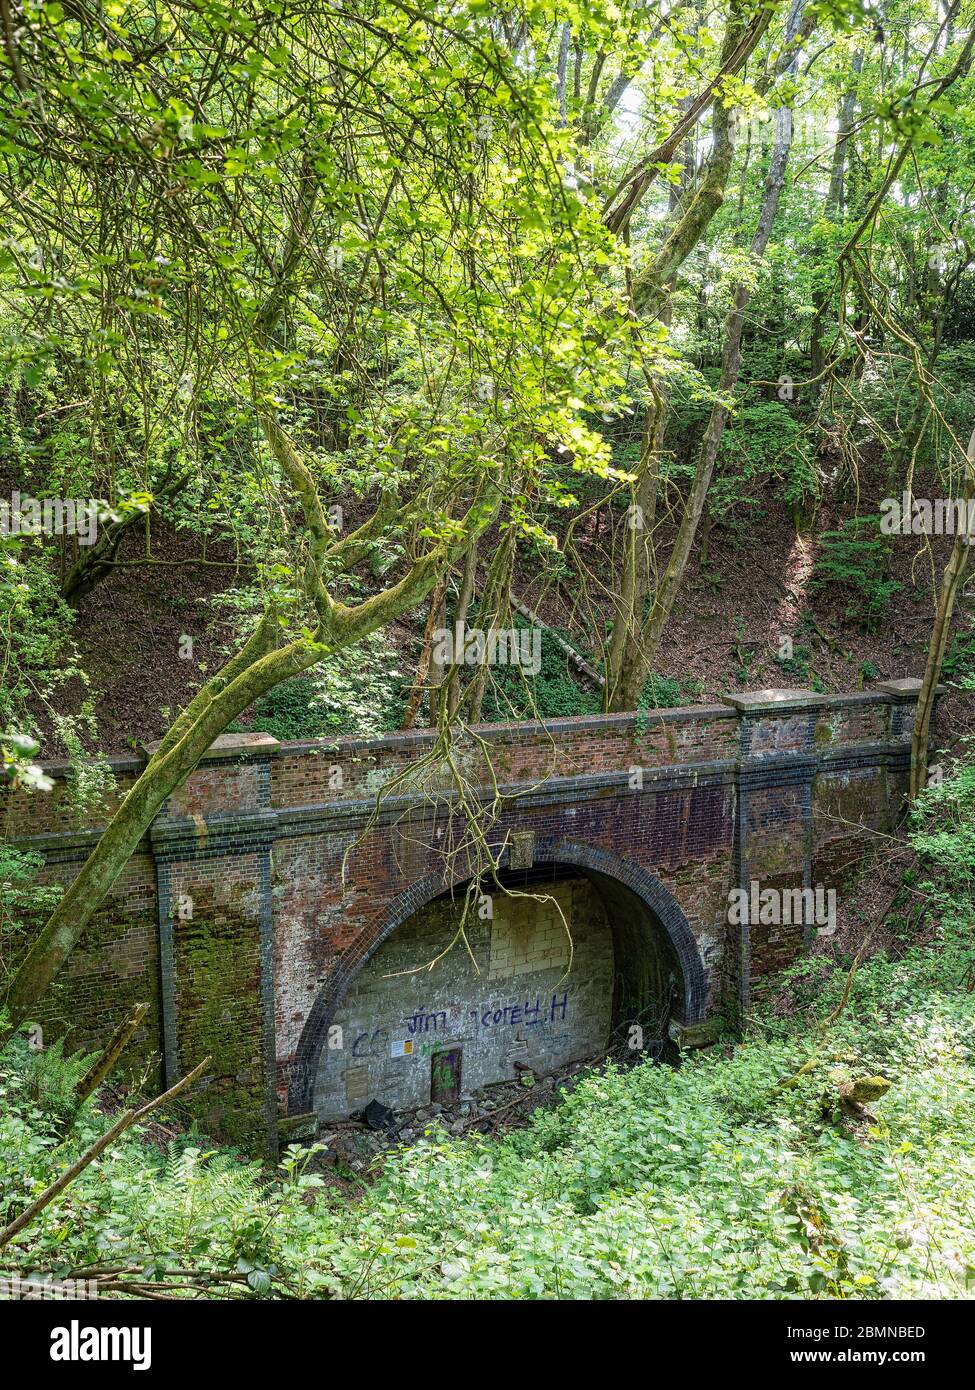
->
[[1, 685, 924, 1153]]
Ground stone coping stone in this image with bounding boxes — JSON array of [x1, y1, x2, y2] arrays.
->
[[875, 677, 945, 700], [142, 730, 280, 760], [720, 688, 828, 712]]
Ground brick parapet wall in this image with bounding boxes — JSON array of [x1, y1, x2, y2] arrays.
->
[[2, 688, 915, 837]]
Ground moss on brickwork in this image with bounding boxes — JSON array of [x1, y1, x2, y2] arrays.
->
[[2, 902, 162, 1088], [6, 697, 917, 1158], [174, 911, 267, 1152], [814, 713, 843, 747], [746, 835, 800, 879], [814, 770, 886, 830]]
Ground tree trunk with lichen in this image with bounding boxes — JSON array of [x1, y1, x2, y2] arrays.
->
[[2, 475, 497, 1041], [910, 424, 975, 798], [606, 2, 804, 710]]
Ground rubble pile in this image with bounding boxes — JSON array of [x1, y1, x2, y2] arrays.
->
[[316, 1056, 600, 1173]]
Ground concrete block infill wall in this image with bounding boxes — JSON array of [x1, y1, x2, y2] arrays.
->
[[0, 679, 928, 1155], [316, 880, 613, 1120]]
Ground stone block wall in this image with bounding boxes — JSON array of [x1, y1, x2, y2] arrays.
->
[[314, 878, 613, 1119]]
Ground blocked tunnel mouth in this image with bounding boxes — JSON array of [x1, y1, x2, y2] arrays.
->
[[431, 862, 687, 1057], [300, 854, 703, 1125]]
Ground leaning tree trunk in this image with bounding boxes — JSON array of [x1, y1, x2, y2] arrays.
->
[[602, 67, 725, 710], [607, 2, 805, 710], [2, 472, 495, 1040], [910, 423, 975, 799], [60, 469, 192, 608], [2, 138, 507, 1039], [1, 609, 307, 1038]]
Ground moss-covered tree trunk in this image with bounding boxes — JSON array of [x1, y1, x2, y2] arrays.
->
[[910, 424, 975, 799], [606, 0, 806, 710], [2, 460, 498, 1040]]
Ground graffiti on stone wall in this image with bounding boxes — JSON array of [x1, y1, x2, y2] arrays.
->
[[401, 991, 570, 1045], [405, 1010, 447, 1035], [343, 993, 573, 1070], [351, 1027, 390, 1059], [474, 991, 568, 1029]]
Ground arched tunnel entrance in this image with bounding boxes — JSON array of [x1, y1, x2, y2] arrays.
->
[[309, 856, 705, 1123]]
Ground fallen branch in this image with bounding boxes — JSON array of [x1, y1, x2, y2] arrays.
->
[[441, 560, 605, 693], [459, 1087, 535, 1133], [775, 936, 872, 1093], [508, 592, 605, 689], [820, 933, 872, 1031], [0, 1260, 309, 1300], [0, 1056, 210, 1249], [807, 612, 846, 655], [836, 1074, 890, 1118], [75, 1001, 149, 1103]]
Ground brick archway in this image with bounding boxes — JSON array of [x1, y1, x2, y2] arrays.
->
[[7, 681, 921, 1151], [287, 837, 708, 1116]]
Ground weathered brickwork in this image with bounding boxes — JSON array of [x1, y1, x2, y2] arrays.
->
[[0, 681, 930, 1155], [2, 849, 163, 1086], [165, 848, 273, 1152], [0, 761, 143, 840]]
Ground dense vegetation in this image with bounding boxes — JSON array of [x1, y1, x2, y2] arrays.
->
[[3, 0, 975, 1306], [1, 765, 973, 1299]]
